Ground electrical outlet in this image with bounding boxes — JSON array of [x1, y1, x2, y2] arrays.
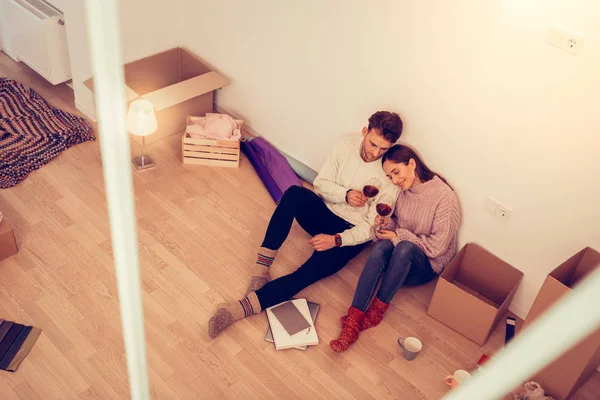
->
[[484, 197, 512, 223], [564, 33, 584, 55], [548, 26, 584, 55], [495, 205, 512, 223]]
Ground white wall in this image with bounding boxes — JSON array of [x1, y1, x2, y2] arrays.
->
[[180, 0, 600, 317], [1, 0, 183, 119], [1, 0, 596, 317]]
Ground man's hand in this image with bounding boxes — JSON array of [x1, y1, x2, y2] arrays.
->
[[375, 229, 398, 241], [346, 190, 368, 207], [309, 234, 336, 251]]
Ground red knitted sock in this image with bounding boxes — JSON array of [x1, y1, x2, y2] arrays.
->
[[330, 307, 365, 353], [361, 298, 389, 330], [339, 314, 362, 330]]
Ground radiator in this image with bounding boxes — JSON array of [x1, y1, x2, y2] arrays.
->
[[1, 0, 71, 85]]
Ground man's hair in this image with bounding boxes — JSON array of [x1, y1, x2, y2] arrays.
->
[[368, 111, 403, 143]]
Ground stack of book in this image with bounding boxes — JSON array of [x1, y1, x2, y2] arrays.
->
[[264, 299, 320, 350]]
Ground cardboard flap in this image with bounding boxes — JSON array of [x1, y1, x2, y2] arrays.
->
[[440, 245, 465, 281], [492, 275, 521, 328], [550, 248, 586, 284], [525, 276, 571, 326], [568, 247, 600, 287], [530, 320, 600, 399], [124, 86, 139, 102], [142, 71, 230, 111], [456, 243, 523, 305], [83, 77, 139, 102]]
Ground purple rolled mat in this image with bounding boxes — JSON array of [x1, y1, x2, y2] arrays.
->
[[248, 137, 303, 195], [241, 140, 283, 202]]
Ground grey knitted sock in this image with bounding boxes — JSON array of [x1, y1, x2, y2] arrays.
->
[[208, 292, 262, 338]]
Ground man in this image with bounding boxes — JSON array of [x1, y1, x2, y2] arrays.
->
[[208, 111, 403, 338]]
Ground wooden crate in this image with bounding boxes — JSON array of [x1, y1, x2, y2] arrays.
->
[[182, 116, 242, 168]]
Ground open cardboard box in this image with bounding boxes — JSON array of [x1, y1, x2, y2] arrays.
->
[[427, 243, 523, 345], [522, 247, 600, 400], [0, 218, 18, 261], [85, 47, 230, 145]]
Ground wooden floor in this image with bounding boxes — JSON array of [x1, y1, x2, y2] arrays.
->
[[1, 52, 599, 400]]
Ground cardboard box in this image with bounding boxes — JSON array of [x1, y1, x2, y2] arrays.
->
[[85, 47, 230, 145], [0, 219, 18, 261], [427, 243, 523, 345], [182, 116, 242, 168], [522, 247, 600, 400]]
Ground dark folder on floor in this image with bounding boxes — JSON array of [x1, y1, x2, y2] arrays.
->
[[0, 319, 41, 372]]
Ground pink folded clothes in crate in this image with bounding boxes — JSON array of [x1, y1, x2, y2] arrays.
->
[[186, 113, 241, 141]]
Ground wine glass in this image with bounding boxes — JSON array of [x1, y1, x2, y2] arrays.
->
[[353, 177, 381, 212], [362, 177, 381, 199], [375, 194, 394, 231]]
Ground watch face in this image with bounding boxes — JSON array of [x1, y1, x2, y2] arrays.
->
[[335, 236, 342, 246]]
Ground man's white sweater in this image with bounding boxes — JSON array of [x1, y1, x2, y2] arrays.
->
[[313, 136, 398, 247]]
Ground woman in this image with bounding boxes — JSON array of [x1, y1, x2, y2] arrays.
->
[[330, 144, 460, 352]]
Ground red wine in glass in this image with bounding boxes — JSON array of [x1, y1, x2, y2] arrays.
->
[[353, 178, 382, 213], [376, 203, 392, 217], [375, 194, 394, 231], [363, 185, 380, 198]]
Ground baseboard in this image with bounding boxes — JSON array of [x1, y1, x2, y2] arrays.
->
[[2, 48, 19, 62], [75, 100, 97, 122]]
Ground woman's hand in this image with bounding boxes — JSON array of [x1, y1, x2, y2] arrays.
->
[[374, 215, 390, 227], [375, 229, 398, 241]]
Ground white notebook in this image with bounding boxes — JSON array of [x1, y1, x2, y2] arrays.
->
[[266, 299, 319, 350], [265, 301, 320, 350]]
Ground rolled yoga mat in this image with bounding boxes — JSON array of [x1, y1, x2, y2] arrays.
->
[[280, 151, 318, 185], [241, 140, 284, 202], [242, 137, 303, 203], [242, 136, 318, 185]]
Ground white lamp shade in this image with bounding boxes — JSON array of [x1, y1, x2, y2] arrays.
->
[[126, 99, 157, 136]]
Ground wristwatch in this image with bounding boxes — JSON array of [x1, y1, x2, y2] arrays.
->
[[334, 234, 342, 247], [345, 189, 352, 204]]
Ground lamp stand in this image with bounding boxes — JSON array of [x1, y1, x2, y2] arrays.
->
[[132, 135, 155, 170]]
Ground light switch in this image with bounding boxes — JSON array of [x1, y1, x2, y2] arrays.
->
[[548, 26, 565, 47]]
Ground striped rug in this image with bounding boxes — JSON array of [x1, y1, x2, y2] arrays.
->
[[0, 78, 95, 188], [0, 319, 41, 372]]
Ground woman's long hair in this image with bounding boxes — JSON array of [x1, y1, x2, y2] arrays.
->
[[382, 144, 451, 189]]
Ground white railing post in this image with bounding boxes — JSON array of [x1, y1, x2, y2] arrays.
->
[[84, 0, 150, 399]]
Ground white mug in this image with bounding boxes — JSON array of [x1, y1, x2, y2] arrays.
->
[[445, 370, 471, 388], [397, 337, 422, 361]]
